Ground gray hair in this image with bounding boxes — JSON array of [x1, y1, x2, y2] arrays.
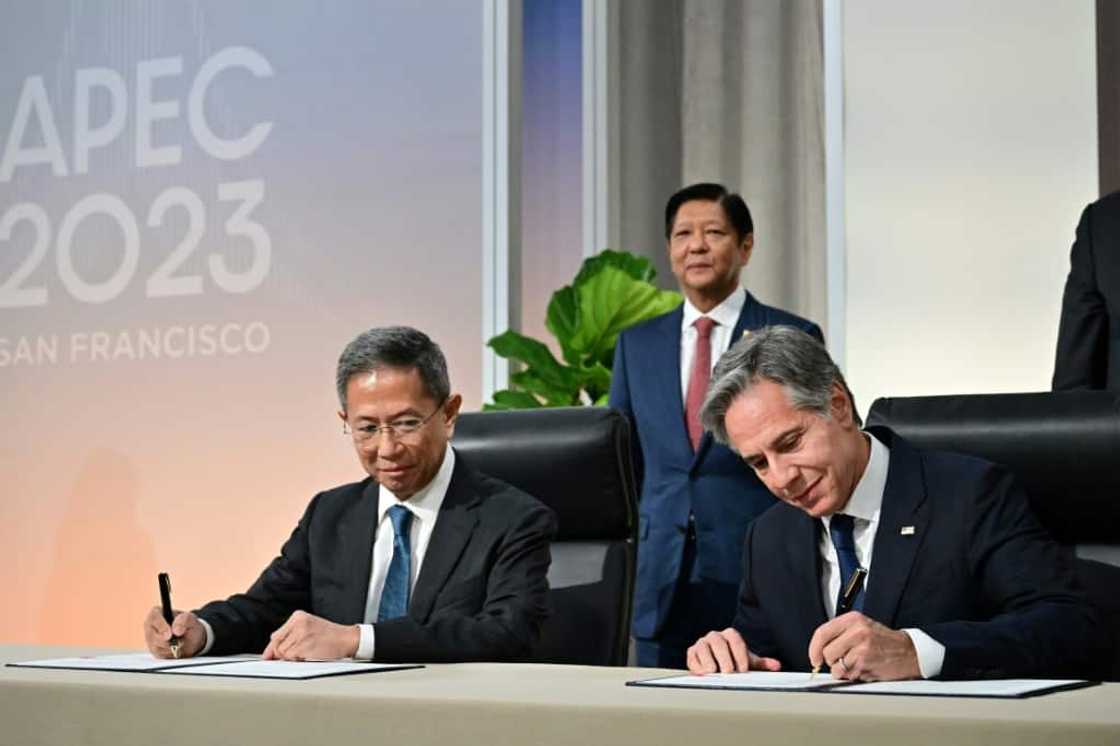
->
[[699, 326, 860, 448], [335, 326, 450, 411]]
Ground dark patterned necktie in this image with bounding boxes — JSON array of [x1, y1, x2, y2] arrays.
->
[[377, 504, 413, 622], [829, 514, 865, 614]]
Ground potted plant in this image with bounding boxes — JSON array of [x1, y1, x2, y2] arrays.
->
[[486, 250, 681, 409]]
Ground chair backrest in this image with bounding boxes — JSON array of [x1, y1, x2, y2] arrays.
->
[[866, 391, 1120, 546], [866, 390, 1120, 679], [453, 406, 638, 666]]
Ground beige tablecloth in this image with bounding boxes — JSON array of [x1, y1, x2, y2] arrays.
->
[[2, 645, 1117, 746]]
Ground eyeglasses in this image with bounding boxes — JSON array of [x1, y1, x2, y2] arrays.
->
[[343, 398, 447, 443]]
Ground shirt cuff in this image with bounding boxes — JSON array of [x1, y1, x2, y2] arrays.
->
[[197, 617, 215, 656], [903, 628, 945, 679], [355, 624, 375, 660]]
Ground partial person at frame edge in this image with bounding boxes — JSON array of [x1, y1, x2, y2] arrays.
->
[[1053, 190, 1120, 391], [688, 326, 1109, 681], [144, 325, 557, 662]]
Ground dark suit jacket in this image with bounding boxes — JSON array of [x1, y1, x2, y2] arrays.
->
[[609, 291, 823, 639], [1054, 191, 1120, 390], [197, 454, 557, 662], [733, 427, 1105, 679]]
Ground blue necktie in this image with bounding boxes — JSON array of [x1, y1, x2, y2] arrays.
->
[[378, 505, 413, 622], [829, 514, 865, 613]]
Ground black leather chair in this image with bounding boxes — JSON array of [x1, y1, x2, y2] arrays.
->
[[867, 390, 1120, 679], [453, 406, 638, 666]]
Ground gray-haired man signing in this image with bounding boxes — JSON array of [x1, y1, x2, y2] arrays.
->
[[687, 326, 1104, 681], [145, 326, 556, 663]]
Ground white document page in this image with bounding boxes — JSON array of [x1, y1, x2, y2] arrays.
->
[[8, 653, 244, 671], [631, 672, 845, 691], [165, 659, 421, 680], [834, 678, 1092, 698]]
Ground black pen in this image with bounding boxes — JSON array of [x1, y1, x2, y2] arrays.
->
[[158, 572, 181, 659], [837, 567, 868, 616], [810, 567, 868, 678]]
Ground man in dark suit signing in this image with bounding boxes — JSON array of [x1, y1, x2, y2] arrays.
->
[[144, 326, 556, 662], [1053, 191, 1120, 391], [687, 326, 1105, 680], [610, 183, 822, 668]]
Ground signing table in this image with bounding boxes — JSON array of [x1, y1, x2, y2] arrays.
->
[[1, 645, 1117, 746]]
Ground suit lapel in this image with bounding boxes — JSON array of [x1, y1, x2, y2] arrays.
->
[[650, 307, 694, 462], [731, 291, 760, 342], [861, 432, 928, 626], [786, 511, 829, 641], [409, 459, 479, 621], [341, 480, 380, 623]]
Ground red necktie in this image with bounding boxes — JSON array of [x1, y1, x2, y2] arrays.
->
[[685, 316, 717, 451]]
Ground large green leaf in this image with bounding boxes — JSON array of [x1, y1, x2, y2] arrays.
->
[[487, 389, 543, 410], [547, 250, 666, 365], [571, 265, 682, 365], [511, 370, 578, 406], [545, 285, 581, 365], [488, 330, 583, 391], [576, 361, 612, 401], [572, 249, 657, 287]]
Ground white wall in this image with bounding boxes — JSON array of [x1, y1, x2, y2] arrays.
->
[[843, 1, 1097, 415]]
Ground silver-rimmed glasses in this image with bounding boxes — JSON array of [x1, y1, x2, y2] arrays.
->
[[343, 397, 448, 442]]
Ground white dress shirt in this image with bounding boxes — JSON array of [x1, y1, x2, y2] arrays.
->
[[198, 445, 455, 660], [818, 432, 946, 678], [354, 444, 454, 659], [679, 286, 746, 403]]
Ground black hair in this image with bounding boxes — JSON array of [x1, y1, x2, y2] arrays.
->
[[664, 182, 754, 241]]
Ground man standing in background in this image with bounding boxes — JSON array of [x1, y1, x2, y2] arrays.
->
[[610, 183, 823, 668], [1053, 191, 1120, 390]]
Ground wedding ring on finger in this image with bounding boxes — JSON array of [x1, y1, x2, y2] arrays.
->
[[837, 656, 849, 672]]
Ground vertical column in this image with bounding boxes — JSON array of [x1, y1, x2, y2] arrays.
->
[[582, 0, 620, 258], [1098, 0, 1117, 195], [823, 0, 846, 368], [482, 0, 523, 402]]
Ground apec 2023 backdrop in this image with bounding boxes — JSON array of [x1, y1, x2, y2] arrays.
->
[[0, 2, 489, 646]]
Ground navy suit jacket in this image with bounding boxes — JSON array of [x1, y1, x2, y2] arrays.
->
[[733, 427, 1104, 679], [1054, 190, 1120, 390], [197, 454, 557, 662], [609, 291, 822, 639]]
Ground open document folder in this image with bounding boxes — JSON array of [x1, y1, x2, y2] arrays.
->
[[8, 653, 422, 680], [627, 671, 1098, 699]]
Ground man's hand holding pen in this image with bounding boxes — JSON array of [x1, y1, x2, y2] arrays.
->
[[143, 607, 206, 659], [807, 612, 921, 681], [808, 566, 919, 681]]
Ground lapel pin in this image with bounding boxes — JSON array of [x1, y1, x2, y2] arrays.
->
[[900, 525, 916, 536]]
